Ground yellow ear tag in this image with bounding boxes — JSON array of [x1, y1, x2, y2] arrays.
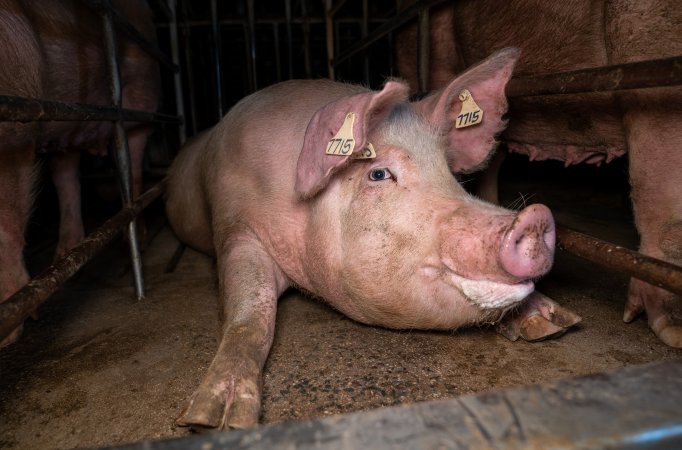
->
[[352, 143, 377, 159], [326, 112, 356, 156], [455, 89, 483, 129]]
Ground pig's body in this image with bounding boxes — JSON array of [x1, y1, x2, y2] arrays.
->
[[396, 0, 682, 347], [166, 50, 578, 430], [0, 0, 159, 344]]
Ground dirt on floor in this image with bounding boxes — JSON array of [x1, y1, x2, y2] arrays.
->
[[0, 157, 680, 449]]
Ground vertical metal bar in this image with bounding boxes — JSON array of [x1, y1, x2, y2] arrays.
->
[[301, 0, 311, 78], [417, 6, 430, 93], [210, 0, 223, 118], [325, 0, 335, 80], [101, 8, 145, 299], [273, 23, 282, 82], [362, 0, 369, 85], [246, 0, 257, 91], [285, 0, 294, 79], [168, 0, 186, 143], [180, 0, 197, 136]]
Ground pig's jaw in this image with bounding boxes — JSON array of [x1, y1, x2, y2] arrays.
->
[[449, 272, 534, 309]]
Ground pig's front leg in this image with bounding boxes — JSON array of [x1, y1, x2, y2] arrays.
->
[[176, 234, 289, 430], [496, 291, 582, 342]]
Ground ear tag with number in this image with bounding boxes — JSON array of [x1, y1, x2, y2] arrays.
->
[[352, 143, 377, 159], [455, 89, 483, 129], [326, 112, 356, 156]]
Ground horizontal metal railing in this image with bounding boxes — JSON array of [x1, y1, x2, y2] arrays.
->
[[0, 95, 182, 124]]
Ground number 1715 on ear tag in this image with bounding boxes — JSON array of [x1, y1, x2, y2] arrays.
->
[[456, 89, 483, 129]]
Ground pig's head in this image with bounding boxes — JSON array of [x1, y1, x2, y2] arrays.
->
[[295, 48, 555, 330]]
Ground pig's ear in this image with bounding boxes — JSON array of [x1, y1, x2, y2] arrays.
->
[[414, 47, 519, 173], [295, 81, 409, 198]]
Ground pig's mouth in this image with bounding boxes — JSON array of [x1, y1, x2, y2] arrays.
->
[[448, 272, 535, 310], [428, 263, 535, 310]]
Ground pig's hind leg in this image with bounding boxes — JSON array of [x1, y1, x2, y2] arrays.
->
[[620, 88, 682, 348], [496, 292, 582, 342], [176, 232, 288, 430], [50, 151, 84, 257]]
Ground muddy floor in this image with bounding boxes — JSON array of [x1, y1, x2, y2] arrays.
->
[[0, 156, 680, 449]]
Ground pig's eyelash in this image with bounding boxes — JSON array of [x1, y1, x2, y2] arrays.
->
[[368, 168, 393, 181]]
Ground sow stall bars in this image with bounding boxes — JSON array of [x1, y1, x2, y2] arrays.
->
[[0, 0, 681, 447], [0, 0, 184, 342]]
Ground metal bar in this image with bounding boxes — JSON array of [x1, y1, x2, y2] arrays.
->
[[557, 225, 682, 296], [285, 0, 294, 79], [180, 0, 198, 136], [329, 0, 349, 17], [168, 0, 186, 144], [507, 55, 682, 97], [362, 0, 370, 85], [332, 0, 449, 66], [150, 0, 172, 20], [325, 0, 335, 80], [302, 0, 312, 79], [0, 183, 163, 344], [101, 7, 145, 300], [0, 95, 181, 124], [246, 0, 257, 92], [273, 23, 282, 82], [210, 0, 224, 118], [85, 0, 179, 72], [417, 6, 429, 92]]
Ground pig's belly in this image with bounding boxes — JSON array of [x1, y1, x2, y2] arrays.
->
[[503, 92, 628, 165]]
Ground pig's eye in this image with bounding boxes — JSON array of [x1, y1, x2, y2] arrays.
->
[[369, 168, 392, 181]]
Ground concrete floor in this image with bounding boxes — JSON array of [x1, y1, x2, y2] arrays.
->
[[0, 157, 680, 449]]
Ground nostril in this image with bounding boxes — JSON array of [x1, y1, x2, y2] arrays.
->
[[499, 204, 556, 279]]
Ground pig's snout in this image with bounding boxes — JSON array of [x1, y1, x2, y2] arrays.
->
[[499, 204, 555, 280]]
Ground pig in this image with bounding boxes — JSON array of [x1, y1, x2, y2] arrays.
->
[[395, 0, 682, 347], [165, 48, 580, 430], [0, 0, 159, 346]]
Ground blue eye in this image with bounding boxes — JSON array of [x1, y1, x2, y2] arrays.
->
[[369, 168, 392, 181]]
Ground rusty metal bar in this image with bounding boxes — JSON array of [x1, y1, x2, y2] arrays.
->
[[101, 6, 145, 299], [557, 225, 682, 296], [0, 95, 181, 124], [0, 183, 164, 344], [85, 0, 179, 72], [168, 0, 187, 144], [332, 0, 448, 66], [507, 55, 682, 97]]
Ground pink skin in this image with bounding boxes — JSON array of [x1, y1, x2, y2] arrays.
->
[[396, 0, 682, 347], [166, 49, 575, 430], [0, 0, 159, 346]]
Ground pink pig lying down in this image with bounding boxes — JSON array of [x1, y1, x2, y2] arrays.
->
[[165, 48, 580, 430]]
